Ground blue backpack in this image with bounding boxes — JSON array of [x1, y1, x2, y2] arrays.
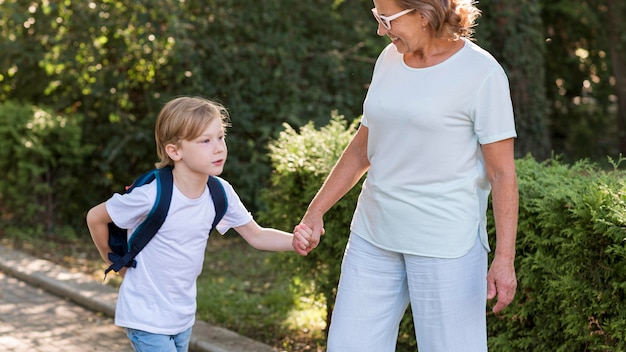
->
[[105, 166, 227, 277]]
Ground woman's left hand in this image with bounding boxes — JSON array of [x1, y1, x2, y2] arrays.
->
[[486, 255, 517, 313]]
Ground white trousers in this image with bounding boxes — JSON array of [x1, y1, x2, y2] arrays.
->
[[327, 233, 488, 352]]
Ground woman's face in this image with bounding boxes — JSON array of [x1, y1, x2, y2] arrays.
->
[[372, 0, 426, 54]]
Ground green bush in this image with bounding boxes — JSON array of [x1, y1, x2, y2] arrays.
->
[[0, 101, 92, 239], [258, 111, 362, 323], [0, 0, 385, 213], [488, 156, 626, 351], [261, 114, 626, 350]]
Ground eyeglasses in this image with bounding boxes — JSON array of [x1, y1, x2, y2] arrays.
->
[[371, 7, 415, 31]]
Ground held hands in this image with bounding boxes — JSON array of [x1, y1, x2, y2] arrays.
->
[[292, 223, 313, 256], [292, 210, 326, 255], [292, 216, 325, 256]]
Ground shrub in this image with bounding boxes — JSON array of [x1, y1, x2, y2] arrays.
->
[[487, 156, 626, 351], [258, 111, 361, 324], [0, 0, 385, 213], [0, 101, 92, 239]]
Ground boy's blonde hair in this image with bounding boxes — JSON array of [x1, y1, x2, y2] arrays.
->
[[154, 96, 230, 168]]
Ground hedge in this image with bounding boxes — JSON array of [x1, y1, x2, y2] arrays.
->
[[0, 101, 92, 239]]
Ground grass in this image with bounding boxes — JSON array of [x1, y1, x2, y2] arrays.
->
[[196, 232, 326, 350], [0, 231, 327, 351]]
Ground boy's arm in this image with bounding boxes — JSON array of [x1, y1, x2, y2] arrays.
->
[[86, 202, 114, 264], [234, 220, 309, 256]]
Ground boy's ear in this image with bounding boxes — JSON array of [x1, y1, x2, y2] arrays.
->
[[165, 143, 181, 161]]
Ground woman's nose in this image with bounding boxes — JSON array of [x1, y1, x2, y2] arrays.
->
[[377, 23, 388, 37]]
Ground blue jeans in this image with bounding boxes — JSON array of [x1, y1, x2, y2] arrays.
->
[[327, 233, 488, 352], [126, 327, 192, 352]]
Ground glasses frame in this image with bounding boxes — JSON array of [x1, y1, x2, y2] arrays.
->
[[371, 7, 415, 31]]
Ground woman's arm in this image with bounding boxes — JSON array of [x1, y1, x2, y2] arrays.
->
[[482, 138, 518, 313], [299, 125, 371, 252]]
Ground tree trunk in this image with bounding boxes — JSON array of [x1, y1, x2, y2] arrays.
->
[[481, 0, 552, 160], [606, 0, 626, 154]]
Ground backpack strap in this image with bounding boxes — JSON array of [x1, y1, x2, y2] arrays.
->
[[105, 166, 174, 275], [207, 175, 228, 232], [105, 168, 227, 277]]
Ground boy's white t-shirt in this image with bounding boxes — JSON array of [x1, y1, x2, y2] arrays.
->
[[106, 176, 252, 335], [351, 39, 517, 258]]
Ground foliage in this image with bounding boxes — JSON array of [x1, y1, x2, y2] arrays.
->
[[0, 0, 386, 214], [476, 0, 552, 160], [487, 155, 626, 351], [476, 0, 625, 161], [258, 112, 362, 326], [0, 101, 92, 239], [540, 0, 624, 161]]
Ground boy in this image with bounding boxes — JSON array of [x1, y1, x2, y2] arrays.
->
[[86, 96, 311, 352]]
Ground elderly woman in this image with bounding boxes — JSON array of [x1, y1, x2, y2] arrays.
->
[[294, 0, 518, 350]]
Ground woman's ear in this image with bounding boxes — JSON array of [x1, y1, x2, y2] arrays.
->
[[166, 143, 181, 161]]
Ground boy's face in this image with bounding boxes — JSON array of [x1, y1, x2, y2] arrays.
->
[[177, 118, 227, 176]]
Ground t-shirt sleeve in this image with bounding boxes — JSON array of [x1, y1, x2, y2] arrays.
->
[[472, 66, 517, 145], [105, 181, 155, 230], [361, 43, 397, 129]]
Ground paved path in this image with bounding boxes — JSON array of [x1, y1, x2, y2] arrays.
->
[[0, 245, 277, 352], [0, 271, 132, 351]]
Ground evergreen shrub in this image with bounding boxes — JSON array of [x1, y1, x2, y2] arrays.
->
[[261, 114, 626, 350], [488, 156, 626, 351], [258, 111, 362, 326], [0, 101, 92, 239]]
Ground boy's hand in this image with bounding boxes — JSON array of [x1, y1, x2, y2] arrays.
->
[[292, 223, 313, 256]]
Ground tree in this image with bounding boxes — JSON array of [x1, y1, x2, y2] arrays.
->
[[0, 0, 385, 213], [477, 0, 552, 160], [541, 0, 622, 160], [606, 0, 626, 153]]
